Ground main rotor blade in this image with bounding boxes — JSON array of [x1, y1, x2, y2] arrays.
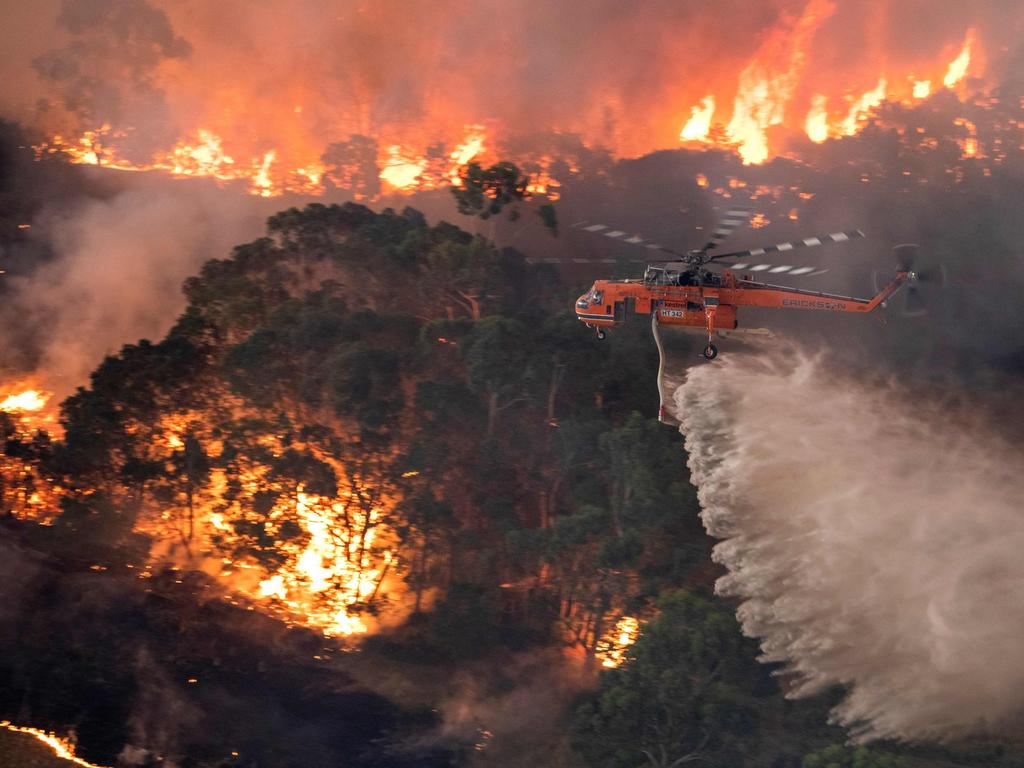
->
[[572, 221, 688, 259], [724, 263, 830, 277], [710, 229, 865, 262], [700, 206, 752, 252]]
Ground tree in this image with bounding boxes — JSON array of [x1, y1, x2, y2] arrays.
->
[[460, 316, 534, 434], [321, 135, 381, 201], [572, 591, 768, 768], [451, 161, 559, 236], [451, 161, 531, 221], [151, 431, 211, 553]]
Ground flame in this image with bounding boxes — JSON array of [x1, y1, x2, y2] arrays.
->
[[0, 389, 47, 412], [944, 29, 974, 88], [379, 146, 426, 190], [0, 380, 57, 434], [0, 721, 109, 768], [596, 616, 641, 669], [250, 491, 391, 636], [680, 96, 715, 142], [841, 78, 887, 136], [805, 94, 829, 143], [724, 0, 837, 164], [29, 12, 991, 183]]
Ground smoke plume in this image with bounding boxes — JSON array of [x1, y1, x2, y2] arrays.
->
[[674, 347, 1024, 742], [2, 179, 265, 399]]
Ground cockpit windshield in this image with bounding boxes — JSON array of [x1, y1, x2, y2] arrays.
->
[[577, 284, 602, 308]]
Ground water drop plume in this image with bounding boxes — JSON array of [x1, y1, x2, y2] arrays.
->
[[674, 347, 1024, 742]]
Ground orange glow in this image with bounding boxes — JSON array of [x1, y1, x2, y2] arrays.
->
[[680, 96, 715, 141], [913, 79, 932, 99], [0, 721, 108, 768]]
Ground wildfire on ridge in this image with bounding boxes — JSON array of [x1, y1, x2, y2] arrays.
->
[[676, 22, 980, 163], [122, 410, 404, 638], [35, 122, 495, 200], [28, 13, 987, 196], [0, 721, 108, 768]]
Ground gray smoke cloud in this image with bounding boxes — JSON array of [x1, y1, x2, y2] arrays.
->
[[3, 178, 266, 399], [674, 346, 1024, 742]]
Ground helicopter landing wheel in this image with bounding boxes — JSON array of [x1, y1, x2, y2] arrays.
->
[[702, 343, 718, 360], [596, 328, 606, 340]]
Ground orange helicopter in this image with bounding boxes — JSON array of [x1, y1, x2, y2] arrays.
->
[[573, 207, 945, 357], [572, 208, 943, 419]]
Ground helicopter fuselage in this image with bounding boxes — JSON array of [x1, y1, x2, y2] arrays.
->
[[575, 268, 909, 337]]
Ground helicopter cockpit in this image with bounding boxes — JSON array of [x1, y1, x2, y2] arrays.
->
[[643, 265, 713, 287]]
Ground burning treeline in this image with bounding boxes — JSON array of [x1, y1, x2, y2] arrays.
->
[[5, 1, 1020, 197], [1, 203, 695, 668]]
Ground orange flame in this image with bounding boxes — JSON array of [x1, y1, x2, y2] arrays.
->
[[680, 96, 715, 142], [0, 389, 47, 413], [596, 616, 640, 669], [0, 721, 108, 768], [944, 29, 974, 88], [723, 0, 837, 164]]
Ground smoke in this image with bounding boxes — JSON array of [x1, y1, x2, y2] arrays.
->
[[673, 346, 1024, 742], [1, 178, 265, 399], [31, 0, 191, 160]]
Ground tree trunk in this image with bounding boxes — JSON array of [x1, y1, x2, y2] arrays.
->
[[546, 362, 565, 423]]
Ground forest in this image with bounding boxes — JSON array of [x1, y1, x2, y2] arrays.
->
[[3, 101, 1024, 765], [1, 190, 1020, 766]]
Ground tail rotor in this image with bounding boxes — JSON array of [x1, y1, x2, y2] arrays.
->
[[875, 244, 944, 317]]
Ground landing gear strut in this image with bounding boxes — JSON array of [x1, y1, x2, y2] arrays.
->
[[702, 343, 718, 360], [596, 328, 606, 340]]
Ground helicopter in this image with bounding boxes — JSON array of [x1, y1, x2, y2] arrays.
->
[[571, 207, 943, 420]]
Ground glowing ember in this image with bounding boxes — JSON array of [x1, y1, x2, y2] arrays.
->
[[954, 117, 980, 158], [0, 721, 109, 768], [913, 79, 932, 99], [944, 29, 974, 88], [596, 616, 641, 669], [680, 96, 715, 141]]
